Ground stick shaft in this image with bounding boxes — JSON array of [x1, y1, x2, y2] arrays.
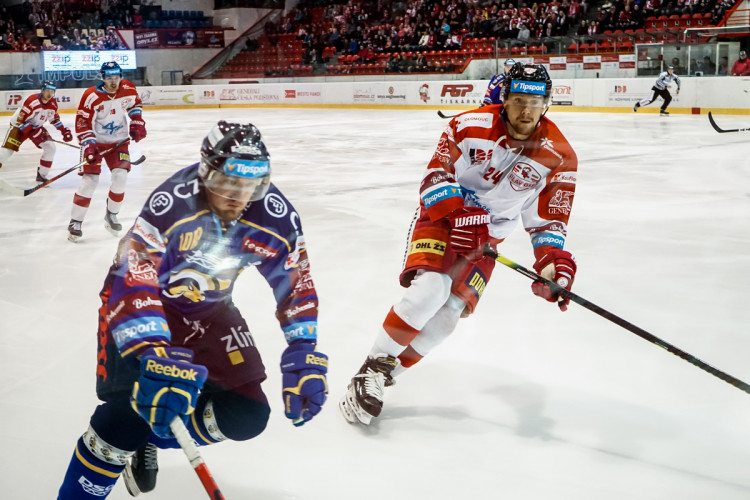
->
[[170, 418, 226, 500], [484, 246, 750, 395]]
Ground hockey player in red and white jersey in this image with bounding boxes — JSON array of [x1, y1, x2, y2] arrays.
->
[[340, 63, 579, 425], [0, 81, 73, 182], [68, 61, 146, 242]]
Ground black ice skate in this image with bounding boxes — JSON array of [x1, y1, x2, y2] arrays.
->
[[340, 354, 399, 425], [633, 102, 640, 112], [35, 170, 48, 183], [67, 219, 82, 243], [660, 110, 670, 116], [104, 210, 122, 235], [123, 443, 158, 497]]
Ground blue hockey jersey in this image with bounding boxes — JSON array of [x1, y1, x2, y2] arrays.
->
[[104, 163, 318, 359]]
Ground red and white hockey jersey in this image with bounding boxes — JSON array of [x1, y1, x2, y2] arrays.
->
[[10, 93, 63, 131], [75, 80, 142, 145], [419, 105, 578, 259]]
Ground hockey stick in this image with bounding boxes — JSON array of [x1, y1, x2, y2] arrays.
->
[[170, 417, 226, 500], [708, 111, 750, 133], [483, 245, 750, 396], [0, 139, 143, 197], [49, 138, 147, 166], [437, 110, 457, 119]]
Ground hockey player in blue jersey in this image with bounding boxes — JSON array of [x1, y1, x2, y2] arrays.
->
[[482, 58, 517, 106], [56, 121, 328, 499]]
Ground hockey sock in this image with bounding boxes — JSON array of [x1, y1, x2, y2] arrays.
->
[[56, 435, 128, 499], [71, 174, 99, 222], [107, 168, 127, 213], [38, 159, 52, 179]]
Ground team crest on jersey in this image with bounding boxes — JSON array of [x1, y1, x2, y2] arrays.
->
[[508, 162, 541, 191], [164, 268, 231, 302]]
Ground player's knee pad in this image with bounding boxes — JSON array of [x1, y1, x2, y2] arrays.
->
[[410, 294, 465, 356], [40, 140, 56, 161], [394, 270, 453, 329], [0, 146, 13, 164], [110, 167, 128, 193], [208, 390, 270, 442], [78, 173, 100, 197]]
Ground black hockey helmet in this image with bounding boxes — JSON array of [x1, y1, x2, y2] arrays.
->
[[41, 80, 57, 92], [502, 62, 553, 105], [101, 61, 122, 79], [198, 121, 271, 202]]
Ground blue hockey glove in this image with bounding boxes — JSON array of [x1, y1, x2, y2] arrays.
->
[[131, 347, 208, 438], [280, 341, 328, 426]]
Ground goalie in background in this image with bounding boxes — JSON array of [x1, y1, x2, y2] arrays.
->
[[0, 81, 73, 183]]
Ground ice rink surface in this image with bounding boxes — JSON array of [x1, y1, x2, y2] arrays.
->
[[1, 107, 749, 499]]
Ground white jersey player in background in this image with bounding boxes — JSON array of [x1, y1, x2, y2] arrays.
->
[[0, 81, 73, 182], [68, 61, 146, 242], [633, 65, 681, 116]]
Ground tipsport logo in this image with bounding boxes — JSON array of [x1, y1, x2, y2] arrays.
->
[[511, 80, 546, 95]]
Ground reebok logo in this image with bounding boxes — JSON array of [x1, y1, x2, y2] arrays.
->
[[145, 359, 199, 380], [305, 353, 328, 367]]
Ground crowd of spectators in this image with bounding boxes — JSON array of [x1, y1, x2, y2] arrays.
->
[[0, 0, 157, 51]]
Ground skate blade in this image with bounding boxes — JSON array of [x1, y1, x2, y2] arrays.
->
[[104, 223, 122, 236], [67, 234, 81, 243], [340, 391, 373, 425], [122, 464, 141, 497]]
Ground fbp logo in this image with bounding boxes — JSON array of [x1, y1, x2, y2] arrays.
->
[[441, 84, 474, 97]]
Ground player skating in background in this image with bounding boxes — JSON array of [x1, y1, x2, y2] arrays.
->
[[56, 121, 328, 499], [340, 63, 579, 426], [68, 61, 147, 242], [633, 65, 681, 116], [481, 58, 517, 106], [0, 81, 73, 182]]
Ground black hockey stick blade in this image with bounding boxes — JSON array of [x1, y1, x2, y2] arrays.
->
[[131, 154, 146, 165], [483, 244, 750, 396], [708, 111, 750, 133], [437, 110, 456, 119]]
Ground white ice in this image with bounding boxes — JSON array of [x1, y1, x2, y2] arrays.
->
[[1, 108, 749, 500]]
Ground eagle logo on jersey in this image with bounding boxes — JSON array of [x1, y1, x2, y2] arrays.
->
[[164, 268, 231, 302]]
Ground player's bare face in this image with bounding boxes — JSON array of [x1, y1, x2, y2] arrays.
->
[[40, 89, 55, 104], [103, 75, 122, 93], [503, 93, 546, 140]]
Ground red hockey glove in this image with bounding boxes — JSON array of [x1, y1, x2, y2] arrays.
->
[[60, 126, 73, 142], [531, 249, 577, 311], [445, 206, 490, 261], [82, 142, 100, 164], [129, 116, 147, 142], [29, 127, 50, 148]]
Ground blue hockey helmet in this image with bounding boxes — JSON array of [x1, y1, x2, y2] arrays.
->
[[199, 121, 271, 203], [41, 80, 57, 91], [504, 58, 516, 67]]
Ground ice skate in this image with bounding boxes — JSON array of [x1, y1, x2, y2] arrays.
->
[[104, 210, 122, 236], [35, 170, 48, 183], [660, 110, 670, 116], [340, 354, 398, 425], [123, 443, 158, 496], [67, 219, 82, 242], [633, 102, 640, 112]]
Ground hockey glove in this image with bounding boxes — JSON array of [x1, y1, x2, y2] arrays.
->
[[445, 206, 490, 261], [531, 249, 577, 312], [82, 142, 99, 164], [60, 126, 73, 142], [280, 341, 328, 426], [129, 116, 147, 142], [29, 127, 50, 148], [131, 347, 208, 438]]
